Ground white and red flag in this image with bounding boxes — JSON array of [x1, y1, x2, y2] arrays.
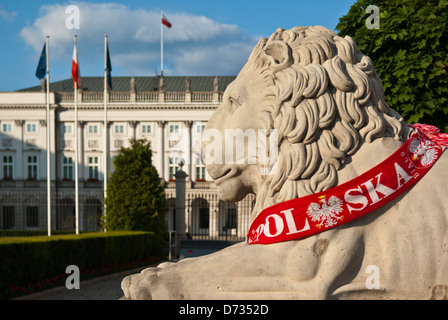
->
[[161, 12, 172, 28], [71, 38, 81, 89]]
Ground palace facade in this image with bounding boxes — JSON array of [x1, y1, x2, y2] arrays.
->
[[0, 76, 254, 240]]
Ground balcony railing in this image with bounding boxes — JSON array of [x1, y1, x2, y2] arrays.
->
[[136, 92, 159, 102], [56, 91, 223, 103]]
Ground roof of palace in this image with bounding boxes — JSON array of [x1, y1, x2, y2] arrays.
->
[[17, 76, 236, 93]]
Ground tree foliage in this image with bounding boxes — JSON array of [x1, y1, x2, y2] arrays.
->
[[103, 139, 167, 246], [336, 0, 448, 132]]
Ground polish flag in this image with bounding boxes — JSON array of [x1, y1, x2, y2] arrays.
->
[[71, 42, 81, 89], [162, 13, 172, 28]]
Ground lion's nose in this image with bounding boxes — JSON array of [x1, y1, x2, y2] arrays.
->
[[206, 163, 231, 181], [200, 107, 226, 162]]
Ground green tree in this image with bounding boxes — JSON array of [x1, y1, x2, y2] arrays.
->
[[103, 139, 167, 246], [336, 0, 448, 132]]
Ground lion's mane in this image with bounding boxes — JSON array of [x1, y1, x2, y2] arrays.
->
[[248, 26, 409, 215]]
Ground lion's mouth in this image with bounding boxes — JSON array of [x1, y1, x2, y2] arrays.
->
[[211, 168, 233, 183]]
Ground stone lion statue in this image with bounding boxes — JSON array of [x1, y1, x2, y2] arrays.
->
[[121, 26, 448, 300]]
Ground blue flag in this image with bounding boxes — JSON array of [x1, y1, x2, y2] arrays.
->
[[106, 43, 112, 89], [35, 43, 46, 80]]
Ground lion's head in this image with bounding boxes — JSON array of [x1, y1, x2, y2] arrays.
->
[[202, 26, 408, 218]]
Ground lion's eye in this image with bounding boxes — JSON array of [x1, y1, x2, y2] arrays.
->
[[228, 97, 241, 113]]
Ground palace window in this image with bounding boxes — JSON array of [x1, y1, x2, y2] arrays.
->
[[87, 124, 100, 135], [225, 208, 237, 229], [196, 124, 205, 134], [27, 156, 38, 180], [2, 206, 15, 229], [26, 206, 39, 228], [26, 123, 37, 133], [114, 124, 124, 135], [195, 157, 206, 181], [3, 155, 13, 180], [142, 124, 152, 134], [63, 124, 73, 134], [199, 208, 210, 229], [63, 156, 74, 180], [169, 124, 179, 134], [88, 157, 99, 180], [2, 123, 12, 133], [169, 157, 180, 180]]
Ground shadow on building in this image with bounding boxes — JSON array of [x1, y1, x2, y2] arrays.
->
[[0, 76, 253, 255], [0, 128, 104, 235]]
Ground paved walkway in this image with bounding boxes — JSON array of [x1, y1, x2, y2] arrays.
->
[[15, 266, 148, 300]]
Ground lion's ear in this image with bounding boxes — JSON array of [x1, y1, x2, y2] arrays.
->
[[248, 37, 268, 62], [263, 40, 293, 72]]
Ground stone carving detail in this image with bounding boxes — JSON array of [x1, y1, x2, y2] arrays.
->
[[88, 140, 99, 149], [2, 139, 12, 147], [26, 139, 37, 147], [130, 77, 136, 93], [121, 26, 448, 300], [64, 140, 73, 149], [159, 76, 165, 92], [213, 76, 219, 92], [185, 77, 191, 92], [114, 140, 124, 148]]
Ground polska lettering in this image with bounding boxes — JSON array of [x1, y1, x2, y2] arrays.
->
[[247, 127, 446, 245]]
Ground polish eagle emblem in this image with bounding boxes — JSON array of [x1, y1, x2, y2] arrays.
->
[[409, 137, 438, 167], [307, 195, 344, 229], [248, 224, 264, 244]]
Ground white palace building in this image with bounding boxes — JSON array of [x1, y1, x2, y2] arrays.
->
[[0, 76, 254, 240]]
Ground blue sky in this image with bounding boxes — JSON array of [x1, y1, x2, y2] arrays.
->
[[0, 0, 357, 91]]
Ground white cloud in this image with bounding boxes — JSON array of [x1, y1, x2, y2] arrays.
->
[[0, 8, 17, 22], [19, 2, 257, 77], [173, 42, 255, 76], [0, 3, 16, 23]]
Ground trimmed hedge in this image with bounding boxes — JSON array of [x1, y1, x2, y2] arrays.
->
[[0, 231, 161, 299]]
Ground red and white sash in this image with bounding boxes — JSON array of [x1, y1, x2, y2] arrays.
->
[[247, 124, 448, 245]]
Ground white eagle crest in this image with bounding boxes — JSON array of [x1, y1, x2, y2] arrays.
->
[[307, 195, 344, 229], [409, 138, 437, 167]]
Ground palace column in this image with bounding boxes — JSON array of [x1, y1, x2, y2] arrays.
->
[[156, 121, 167, 181], [77, 121, 86, 181], [183, 121, 193, 181], [14, 120, 24, 180], [128, 121, 138, 140]]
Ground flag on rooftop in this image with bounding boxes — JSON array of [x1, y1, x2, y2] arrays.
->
[[71, 38, 81, 89], [35, 43, 46, 80], [162, 13, 172, 28], [106, 41, 112, 90]]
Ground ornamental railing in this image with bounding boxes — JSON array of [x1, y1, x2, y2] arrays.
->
[[57, 91, 223, 103]]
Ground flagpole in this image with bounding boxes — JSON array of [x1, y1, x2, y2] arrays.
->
[[46, 35, 51, 237], [161, 11, 164, 76], [103, 34, 108, 232], [74, 34, 79, 235]]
